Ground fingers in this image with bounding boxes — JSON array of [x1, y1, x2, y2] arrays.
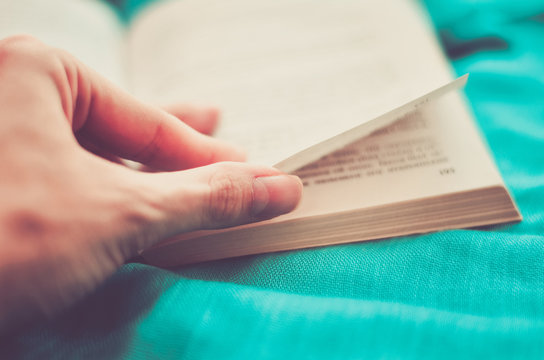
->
[[0, 35, 245, 171], [60, 53, 244, 171], [163, 104, 219, 136], [77, 103, 221, 170], [126, 162, 303, 249]]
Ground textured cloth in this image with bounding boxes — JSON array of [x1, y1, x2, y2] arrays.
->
[[2, 0, 544, 358]]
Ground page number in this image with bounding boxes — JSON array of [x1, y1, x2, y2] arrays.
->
[[439, 167, 455, 175]]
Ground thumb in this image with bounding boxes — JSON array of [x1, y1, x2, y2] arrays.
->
[[131, 162, 303, 249]]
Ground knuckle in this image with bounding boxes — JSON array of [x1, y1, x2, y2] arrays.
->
[[0, 34, 43, 60], [0, 35, 80, 122], [0, 34, 61, 73], [207, 167, 252, 224], [0, 34, 41, 48]]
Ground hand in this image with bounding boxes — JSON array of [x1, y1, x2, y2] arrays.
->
[[0, 36, 302, 331]]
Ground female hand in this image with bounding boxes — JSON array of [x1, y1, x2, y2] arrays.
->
[[0, 35, 302, 331]]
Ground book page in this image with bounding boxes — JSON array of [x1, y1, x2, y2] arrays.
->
[[127, 0, 455, 166], [274, 75, 468, 172], [285, 92, 504, 219], [0, 0, 126, 87]]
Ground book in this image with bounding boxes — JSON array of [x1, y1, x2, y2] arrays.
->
[[0, 0, 521, 267]]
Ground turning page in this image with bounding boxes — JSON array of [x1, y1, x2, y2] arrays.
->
[[289, 92, 504, 219]]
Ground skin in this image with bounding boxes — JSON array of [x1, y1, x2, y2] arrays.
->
[[0, 35, 302, 332]]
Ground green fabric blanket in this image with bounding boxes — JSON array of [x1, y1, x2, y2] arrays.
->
[[2, 0, 544, 358]]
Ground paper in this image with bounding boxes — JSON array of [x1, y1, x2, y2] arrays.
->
[[275, 75, 468, 172]]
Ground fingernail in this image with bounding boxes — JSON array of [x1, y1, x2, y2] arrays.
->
[[251, 175, 303, 219]]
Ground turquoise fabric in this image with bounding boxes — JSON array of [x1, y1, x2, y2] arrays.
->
[[2, 1, 544, 358]]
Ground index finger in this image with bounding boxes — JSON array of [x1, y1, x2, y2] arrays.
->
[[62, 52, 245, 171]]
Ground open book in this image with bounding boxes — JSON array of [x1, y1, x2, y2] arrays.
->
[[1, 0, 520, 266]]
